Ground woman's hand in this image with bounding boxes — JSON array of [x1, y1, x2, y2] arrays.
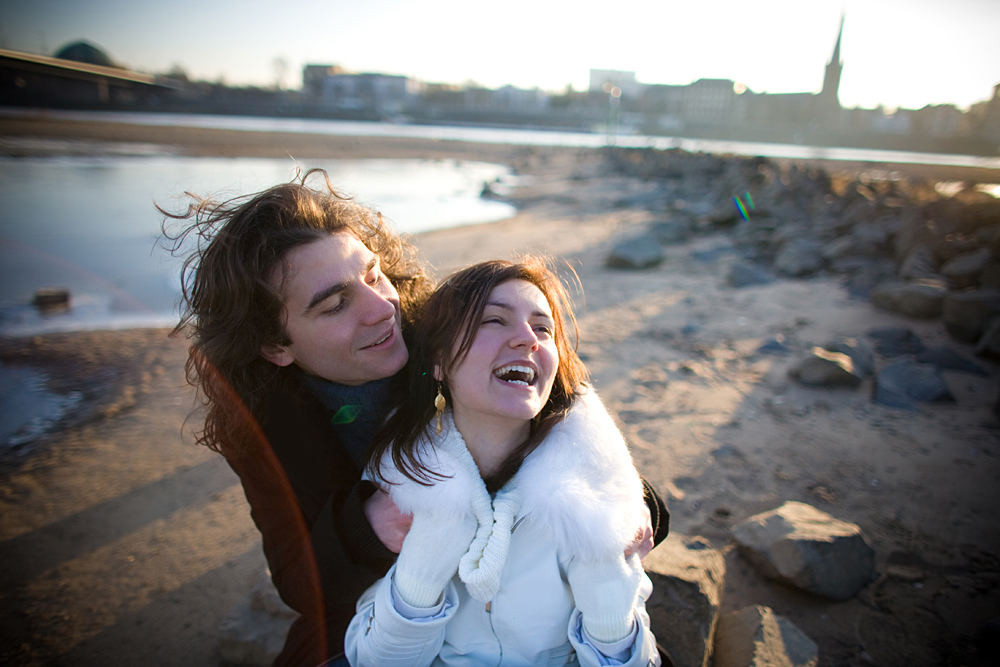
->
[[568, 553, 644, 644], [393, 510, 478, 608]]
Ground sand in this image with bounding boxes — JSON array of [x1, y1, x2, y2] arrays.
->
[[1, 116, 999, 667]]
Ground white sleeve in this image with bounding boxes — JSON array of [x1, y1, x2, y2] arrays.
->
[[344, 564, 460, 667], [568, 572, 661, 667]]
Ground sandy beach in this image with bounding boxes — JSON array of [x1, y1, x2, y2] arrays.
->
[[1, 116, 999, 666]]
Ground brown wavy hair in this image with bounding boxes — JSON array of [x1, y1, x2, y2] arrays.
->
[[160, 169, 433, 459], [368, 256, 589, 493]]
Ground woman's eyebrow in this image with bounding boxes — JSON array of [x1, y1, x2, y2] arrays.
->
[[485, 300, 553, 319]]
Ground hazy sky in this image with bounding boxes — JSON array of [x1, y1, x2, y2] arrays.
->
[[2, 0, 998, 111]]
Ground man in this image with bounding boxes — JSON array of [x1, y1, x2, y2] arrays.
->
[[165, 171, 668, 667]]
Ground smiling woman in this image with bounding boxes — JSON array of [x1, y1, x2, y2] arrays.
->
[[352, 257, 665, 667]]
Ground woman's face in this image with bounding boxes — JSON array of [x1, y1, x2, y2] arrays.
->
[[443, 279, 559, 430]]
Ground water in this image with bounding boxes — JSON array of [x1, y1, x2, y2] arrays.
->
[[6, 107, 1000, 170], [0, 155, 515, 337]]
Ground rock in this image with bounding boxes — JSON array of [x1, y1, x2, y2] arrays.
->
[[870, 280, 947, 319], [788, 347, 863, 387], [774, 239, 825, 277], [757, 335, 792, 355], [728, 262, 776, 288], [976, 317, 1000, 358], [823, 336, 875, 376], [649, 220, 691, 245], [980, 262, 1000, 290], [731, 501, 875, 601], [713, 605, 819, 667], [898, 245, 940, 281], [820, 235, 856, 261], [606, 234, 665, 269], [644, 534, 726, 667], [942, 288, 1000, 342], [872, 359, 956, 409], [866, 327, 925, 357], [914, 346, 989, 376], [941, 248, 993, 289], [217, 570, 297, 667]]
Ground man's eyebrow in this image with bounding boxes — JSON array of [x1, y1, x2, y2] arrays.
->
[[303, 257, 378, 315]]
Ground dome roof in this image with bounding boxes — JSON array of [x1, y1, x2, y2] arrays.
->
[[54, 41, 119, 68]]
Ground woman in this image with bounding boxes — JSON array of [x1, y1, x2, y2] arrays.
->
[[345, 257, 660, 666]]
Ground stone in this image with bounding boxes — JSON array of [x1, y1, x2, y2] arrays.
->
[[942, 288, 1000, 342], [976, 317, 1000, 358], [820, 235, 855, 261], [823, 336, 875, 377], [713, 605, 819, 667], [757, 335, 792, 355], [866, 327, 925, 357], [774, 239, 825, 277], [217, 570, 297, 667], [644, 534, 726, 667], [870, 280, 947, 319], [872, 359, 956, 409], [728, 262, 776, 288], [606, 234, 665, 269], [980, 262, 1000, 290], [788, 347, 863, 387], [731, 501, 875, 601], [914, 346, 989, 376], [941, 248, 993, 289], [649, 220, 691, 245], [898, 245, 940, 281]]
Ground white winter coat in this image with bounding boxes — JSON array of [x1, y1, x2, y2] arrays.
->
[[344, 390, 660, 667]]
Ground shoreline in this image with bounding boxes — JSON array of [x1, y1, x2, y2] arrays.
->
[[3, 114, 1000, 184]]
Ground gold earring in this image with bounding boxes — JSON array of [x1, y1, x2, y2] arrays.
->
[[434, 383, 447, 435]]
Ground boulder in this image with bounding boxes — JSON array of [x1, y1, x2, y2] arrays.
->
[[941, 248, 993, 289], [872, 359, 956, 409], [914, 346, 989, 376], [731, 501, 875, 601], [757, 335, 792, 356], [217, 570, 297, 667], [866, 327, 925, 357], [649, 220, 691, 245], [898, 245, 940, 281], [976, 317, 1000, 359], [713, 605, 819, 667], [644, 534, 727, 667], [979, 262, 1000, 290], [942, 288, 1000, 342], [822, 336, 876, 377], [728, 262, 776, 288], [774, 239, 824, 277], [788, 347, 863, 387], [607, 234, 665, 269], [870, 281, 947, 319]]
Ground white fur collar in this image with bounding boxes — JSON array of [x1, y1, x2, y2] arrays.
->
[[379, 389, 647, 562]]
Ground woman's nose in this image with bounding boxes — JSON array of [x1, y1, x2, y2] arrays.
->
[[510, 321, 539, 350]]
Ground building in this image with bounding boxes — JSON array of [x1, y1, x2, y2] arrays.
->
[[0, 43, 171, 109]]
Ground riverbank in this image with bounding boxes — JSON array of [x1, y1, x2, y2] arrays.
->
[[1, 118, 998, 666]]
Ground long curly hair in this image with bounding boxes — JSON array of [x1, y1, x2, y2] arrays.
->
[[368, 256, 590, 493], [160, 169, 433, 459]]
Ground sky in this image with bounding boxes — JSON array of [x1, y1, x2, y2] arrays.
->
[[2, 0, 998, 112]]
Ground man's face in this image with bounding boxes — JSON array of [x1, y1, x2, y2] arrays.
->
[[261, 232, 408, 385]]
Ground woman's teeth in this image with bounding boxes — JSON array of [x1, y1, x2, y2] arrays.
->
[[494, 364, 535, 385]]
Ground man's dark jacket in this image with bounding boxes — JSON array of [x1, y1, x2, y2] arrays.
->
[[226, 371, 670, 667]]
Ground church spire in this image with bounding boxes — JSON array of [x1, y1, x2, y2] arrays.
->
[[821, 15, 844, 110]]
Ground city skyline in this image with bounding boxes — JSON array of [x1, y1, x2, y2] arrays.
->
[[2, 0, 998, 112]]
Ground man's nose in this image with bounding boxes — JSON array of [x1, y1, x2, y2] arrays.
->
[[361, 282, 396, 324]]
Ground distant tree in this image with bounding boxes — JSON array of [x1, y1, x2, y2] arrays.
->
[[272, 57, 288, 90]]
